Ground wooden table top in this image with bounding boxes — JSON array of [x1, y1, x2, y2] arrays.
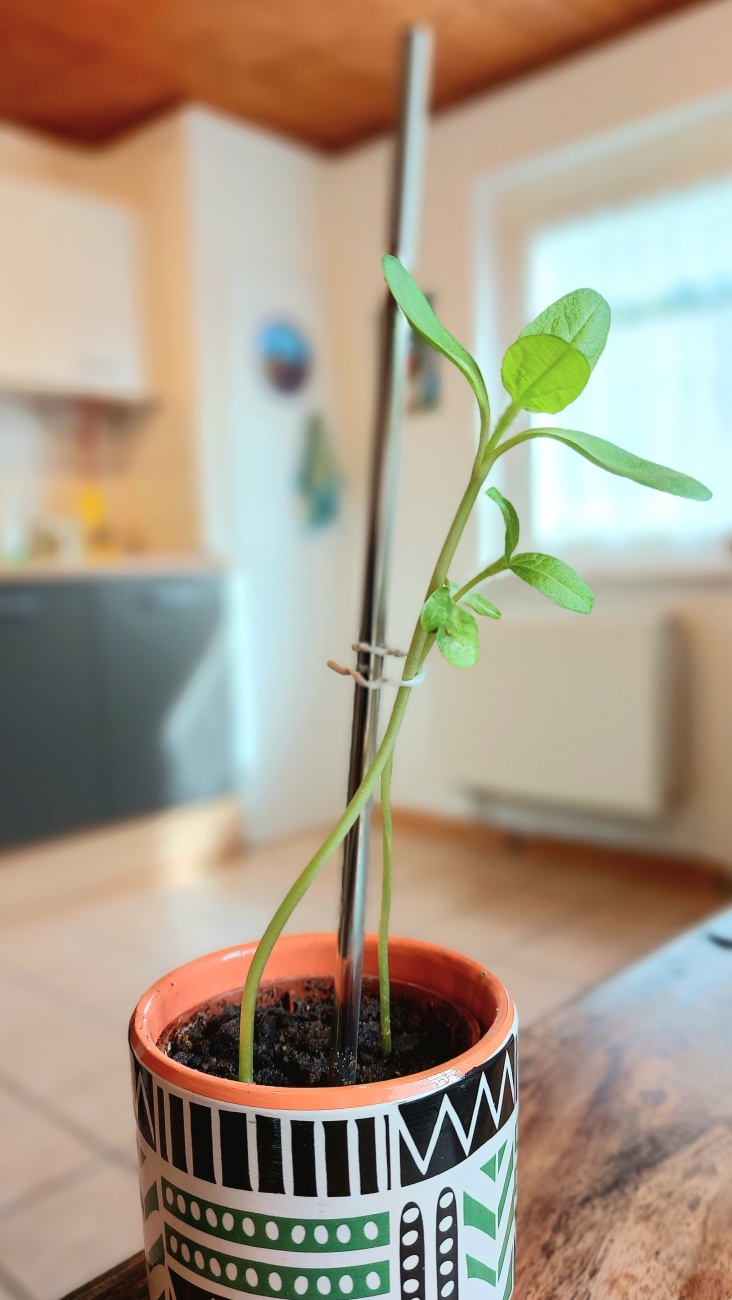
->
[[64, 906, 732, 1300]]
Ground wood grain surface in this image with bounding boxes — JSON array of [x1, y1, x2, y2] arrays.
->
[[62, 1253, 147, 1300], [63, 906, 732, 1300], [515, 907, 732, 1298], [0, 0, 710, 149]]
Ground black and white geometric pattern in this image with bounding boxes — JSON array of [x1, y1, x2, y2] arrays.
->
[[131, 1033, 516, 1198], [397, 1035, 517, 1186]]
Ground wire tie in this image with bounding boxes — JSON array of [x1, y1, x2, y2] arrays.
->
[[326, 660, 425, 690]]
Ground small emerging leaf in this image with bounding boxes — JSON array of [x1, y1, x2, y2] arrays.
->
[[420, 587, 480, 667], [502, 334, 590, 414], [382, 255, 489, 416], [520, 288, 610, 373], [486, 486, 519, 559], [463, 592, 501, 619], [510, 552, 594, 614], [519, 427, 712, 502]]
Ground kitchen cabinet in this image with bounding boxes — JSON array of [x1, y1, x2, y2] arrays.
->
[[0, 570, 233, 850], [95, 576, 233, 819], [0, 582, 106, 845], [0, 176, 148, 401]]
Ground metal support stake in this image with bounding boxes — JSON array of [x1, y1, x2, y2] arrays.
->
[[330, 26, 433, 1084]]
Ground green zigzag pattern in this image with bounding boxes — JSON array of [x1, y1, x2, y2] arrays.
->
[[464, 1137, 516, 1292], [143, 1181, 160, 1220], [146, 1234, 165, 1271]]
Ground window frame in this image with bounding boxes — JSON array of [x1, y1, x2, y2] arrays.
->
[[474, 96, 732, 579]]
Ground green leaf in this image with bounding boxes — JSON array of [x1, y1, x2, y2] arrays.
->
[[520, 288, 610, 372], [420, 587, 480, 667], [463, 592, 501, 619], [382, 255, 489, 416], [513, 427, 712, 501], [510, 553, 594, 614], [502, 334, 590, 414], [486, 486, 519, 559]]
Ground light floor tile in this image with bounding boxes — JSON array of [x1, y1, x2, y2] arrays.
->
[[511, 920, 647, 986], [0, 1162, 141, 1300], [0, 1271, 32, 1300], [0, 1088, 94, 1218], [51, 1069, 138, 1168], [487, 954, 585, 1028], [0, 973, 127, 1106], [513, 902, 702, 985]]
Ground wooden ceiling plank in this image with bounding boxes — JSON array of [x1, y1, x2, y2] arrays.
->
[[0, 0, 711, 149]]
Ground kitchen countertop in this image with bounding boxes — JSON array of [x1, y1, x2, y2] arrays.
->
[[60, 906, 732, 1300], [0, 554, 228, 582]]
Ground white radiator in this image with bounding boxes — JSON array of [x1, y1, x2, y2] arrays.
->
[[453, 616, 682, 821]]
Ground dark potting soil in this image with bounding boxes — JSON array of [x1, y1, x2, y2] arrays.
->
[[161, 977, 477, 1087]]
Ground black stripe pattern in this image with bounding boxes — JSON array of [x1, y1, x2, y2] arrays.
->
[[132, 1057, 156, 1152], [256, 1115, 284, 1194], [132, 1032, 515, 1196], [169, 1094, 187, 1172], [399, 1203, 425, 1300], [190, 1103, 215, 1182], [324, 1121, 350, 1197], [292, 1119, 317, 1196], [219, 1110, 251, 1190], [435, 1188, 459, 1299]]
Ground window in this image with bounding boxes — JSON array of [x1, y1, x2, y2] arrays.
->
[[526, 178, 732, 557]]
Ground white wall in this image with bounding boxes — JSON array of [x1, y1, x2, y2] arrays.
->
[[322, 0, 732, 868], [185, 108, 353, 841]]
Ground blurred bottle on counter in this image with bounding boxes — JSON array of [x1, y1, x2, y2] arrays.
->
[[75, 400, 116, 557], [0, 492, 83, 567], [0, 493, 30, 565]]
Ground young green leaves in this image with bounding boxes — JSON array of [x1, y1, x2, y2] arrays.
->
[[502, 288, 610, 414], [509, 553, 594, 614], [421, 588, 480, 667], [520, 289, 611, 370], [462, 591, 501, 619], [382, 255, 489, 422], [487, 486, 519, 559], [500, 427, 712, 501], [485, 486, 592, 613]]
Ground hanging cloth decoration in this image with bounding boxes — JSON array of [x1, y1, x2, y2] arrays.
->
[[296, 412, 343, 530]]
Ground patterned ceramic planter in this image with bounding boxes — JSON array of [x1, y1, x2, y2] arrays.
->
[[130, 934, 517, 1300]]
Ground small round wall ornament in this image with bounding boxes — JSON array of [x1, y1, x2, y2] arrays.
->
[[257, 319, 312, 395]]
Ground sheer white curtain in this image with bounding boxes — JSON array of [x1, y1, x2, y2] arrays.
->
[[526, 178, 732, 555]]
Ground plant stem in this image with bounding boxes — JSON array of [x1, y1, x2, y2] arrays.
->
[[453, 557, 507, 603], [483, 401, 519, 460], [237, 428, 496, 1084], [426, 461, 488, 593], [237, 641, 422, 1083], [378, 750, 394, 1056]]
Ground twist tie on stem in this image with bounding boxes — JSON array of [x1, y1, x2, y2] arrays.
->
[[327, 642, 425, 691]]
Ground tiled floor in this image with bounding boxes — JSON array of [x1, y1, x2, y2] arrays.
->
[[0, 820, 724, 1299]]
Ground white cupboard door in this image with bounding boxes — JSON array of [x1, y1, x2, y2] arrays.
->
[[0, 177, 148, 400]]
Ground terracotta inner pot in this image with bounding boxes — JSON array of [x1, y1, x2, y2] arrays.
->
[[157, 973, 483, 1086], [131, 933, 514, 1109]]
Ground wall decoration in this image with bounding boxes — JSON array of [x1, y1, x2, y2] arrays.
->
[[257, 320, 312, 395], [296, 412, 343, 530], [406, 297, 442, 413]]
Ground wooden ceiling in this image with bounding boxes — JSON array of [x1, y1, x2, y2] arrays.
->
[[0, 0, 708, 151]]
